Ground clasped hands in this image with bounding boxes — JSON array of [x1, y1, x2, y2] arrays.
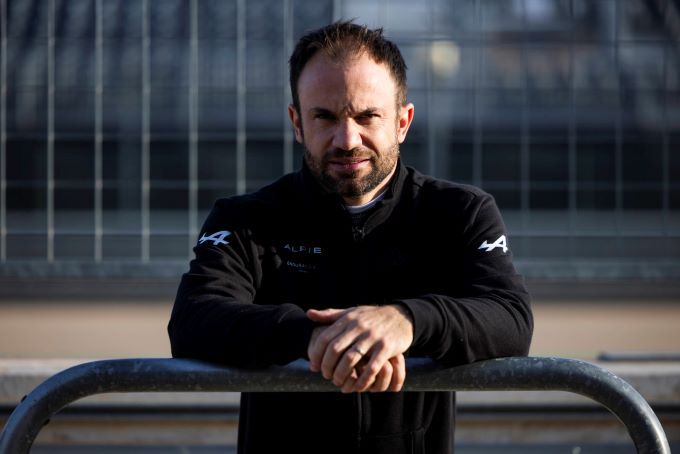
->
[[306, 305, 413, 393]]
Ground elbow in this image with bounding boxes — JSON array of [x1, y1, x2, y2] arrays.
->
[[507, 308, 534, 357], [167, 308, 211, 361], [501, 289, 534, 358], [511, 328, 532, 357], [167, 317, 191, 359]]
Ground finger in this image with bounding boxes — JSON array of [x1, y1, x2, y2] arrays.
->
[[307, 326, 326, 372], [332, 342, 370, 387], [340, 368, 360, 394], [388, 354, 406, 392], [320, 330, 364, 380], [368, 360, 392, 393], [306, 308, 346, 323], [354, 349, 390, 392], [307, 327, 324, 372], [307, 319, 349, 374]]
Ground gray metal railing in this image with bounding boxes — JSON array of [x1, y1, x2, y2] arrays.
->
[[0, 356, 671, 454]]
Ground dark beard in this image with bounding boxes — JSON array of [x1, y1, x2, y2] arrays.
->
[[304, 144, 399, 199]]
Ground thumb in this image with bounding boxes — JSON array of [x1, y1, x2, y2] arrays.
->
[[307, 308, 346, 323]]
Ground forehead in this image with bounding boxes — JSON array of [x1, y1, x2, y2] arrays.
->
[[296, 52, 398, 110]]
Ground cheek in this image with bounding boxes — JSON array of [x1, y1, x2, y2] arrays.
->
[[302, 124, 333, 146], [301, 134, 327, 159], [371, 127, 398, 147]]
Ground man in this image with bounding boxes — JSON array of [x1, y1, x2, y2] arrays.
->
[[169, 21, 532, 454]]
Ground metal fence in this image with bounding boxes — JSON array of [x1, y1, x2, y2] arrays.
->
[[0, 356, 671, 454], [1, 0, 679, 280]]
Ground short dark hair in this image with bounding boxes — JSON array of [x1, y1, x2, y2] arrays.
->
[[289, 21, 408, 112]]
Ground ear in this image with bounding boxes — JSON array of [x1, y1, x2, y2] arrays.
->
[[396, 103, 414, 144], [288, 104, 304, 144]]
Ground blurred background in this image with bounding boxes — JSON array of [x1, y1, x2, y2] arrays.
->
[[2, 0, 680, 282], [0, 0, 679, 452]]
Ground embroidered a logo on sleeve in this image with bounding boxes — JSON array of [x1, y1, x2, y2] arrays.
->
[[479, 234, 507, 253], [198, 230, 232, 246]]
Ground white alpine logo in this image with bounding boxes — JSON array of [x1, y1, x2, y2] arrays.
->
[[199, 230, 232, 246], [479, 235, 507, 253]]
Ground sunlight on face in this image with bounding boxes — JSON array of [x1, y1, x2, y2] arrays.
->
[[290, 52, 413, 205]]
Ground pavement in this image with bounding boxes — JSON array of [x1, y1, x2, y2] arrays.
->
[[0, 299, 678, 360]]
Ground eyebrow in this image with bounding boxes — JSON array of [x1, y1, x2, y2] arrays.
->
[[308, 107, 382, 117], [356, 107, 381, 116]]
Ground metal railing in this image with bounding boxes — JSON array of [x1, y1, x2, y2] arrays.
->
[[0, 356, 671, 454]]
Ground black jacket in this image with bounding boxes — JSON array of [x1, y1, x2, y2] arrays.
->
[[168, 160, 533, 454]]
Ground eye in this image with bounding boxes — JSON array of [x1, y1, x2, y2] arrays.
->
[[356, 112, 379, 124], [313, 111, 335, 121]]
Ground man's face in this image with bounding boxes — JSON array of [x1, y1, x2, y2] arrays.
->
[[288, 52, 414, 205]]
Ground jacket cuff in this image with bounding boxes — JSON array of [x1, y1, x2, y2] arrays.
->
[[393, 298, 445, 355], [274, 306, 317, 365]]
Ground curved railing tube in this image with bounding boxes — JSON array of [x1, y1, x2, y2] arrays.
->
[[0, 356, 671, 454]]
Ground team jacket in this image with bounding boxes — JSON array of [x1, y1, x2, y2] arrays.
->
[[168, 160, 533, 454]]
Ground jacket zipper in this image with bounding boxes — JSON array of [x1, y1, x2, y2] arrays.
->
[[351, 225, 365, 242], [348, 209, 367, 448], [356, 392, 363, 446]]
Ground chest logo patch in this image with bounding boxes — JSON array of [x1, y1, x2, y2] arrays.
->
[[199, 230, 232, 246], [280, 242, 323, 273], [283, 243, 322, 255], [479, 235, 508, 253]]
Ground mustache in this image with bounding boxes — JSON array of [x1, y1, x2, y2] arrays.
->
[[324, 148, 375, 160]]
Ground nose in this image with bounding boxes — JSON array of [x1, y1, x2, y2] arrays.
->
[[331, 119, 362, 151]]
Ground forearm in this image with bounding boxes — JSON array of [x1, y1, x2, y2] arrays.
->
[[396, 284, 532, 365], [169, 275, 316, 368]]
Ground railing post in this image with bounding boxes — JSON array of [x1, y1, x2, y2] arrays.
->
[[0, 357, 671, 454]]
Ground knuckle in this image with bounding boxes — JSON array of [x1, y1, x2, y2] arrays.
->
[[357, 320, 371, 331], [367, 363, 381, 375]]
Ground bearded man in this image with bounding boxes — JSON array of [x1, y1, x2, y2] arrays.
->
[[169, 21, 533, 454]]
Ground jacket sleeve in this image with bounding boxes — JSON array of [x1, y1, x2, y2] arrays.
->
[[167, 200, 316, 368], [395, 192, 533, 366]]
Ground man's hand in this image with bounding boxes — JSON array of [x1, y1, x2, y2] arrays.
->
[[306, 305, 413, 393]]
